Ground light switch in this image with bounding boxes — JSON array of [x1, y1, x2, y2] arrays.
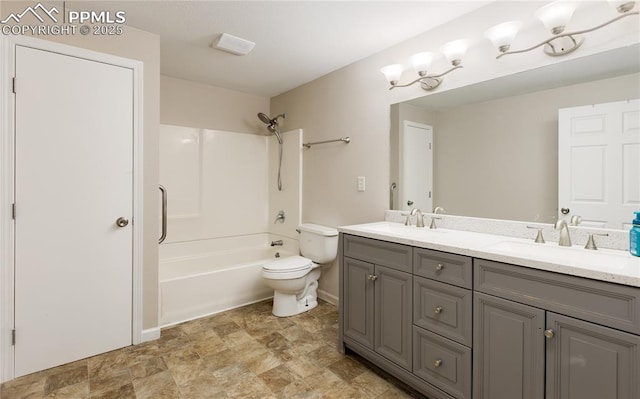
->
[[357, 176, 366, 192]]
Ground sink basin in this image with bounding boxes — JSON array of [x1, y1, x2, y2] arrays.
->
[[487, 240, 630, 270], [358, 222, 446, 235]]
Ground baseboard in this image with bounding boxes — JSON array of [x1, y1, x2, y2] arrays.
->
[[141, 327, 161, 343], [318, 289, 339, 306]]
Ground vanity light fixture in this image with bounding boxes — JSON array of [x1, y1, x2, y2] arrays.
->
[[486, 0, 639, 58], [380, 39, 467, 91]]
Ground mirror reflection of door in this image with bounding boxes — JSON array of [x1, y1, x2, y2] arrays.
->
[[400, 121, 433, 212], [558, 99, 640, 229]]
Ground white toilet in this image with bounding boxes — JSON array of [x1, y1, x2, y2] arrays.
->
[[261, 223, 338, 317]]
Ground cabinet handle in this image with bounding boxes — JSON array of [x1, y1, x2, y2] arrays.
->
[[367, 274, 378, 281], [434, 359, 443, 368], [434, 306, 443, 315], [544, 329, 555, 339], [435, 263, 444, 271]]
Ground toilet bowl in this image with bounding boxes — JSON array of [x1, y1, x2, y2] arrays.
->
[[261, 224, 338, 317]]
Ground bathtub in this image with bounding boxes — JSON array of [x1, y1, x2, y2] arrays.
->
[[159, 235, 296, 326]]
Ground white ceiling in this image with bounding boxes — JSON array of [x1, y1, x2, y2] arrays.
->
[[80, 1, 492, 97]]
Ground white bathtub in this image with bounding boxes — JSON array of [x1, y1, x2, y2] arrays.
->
[[159, 235, 296, 326]]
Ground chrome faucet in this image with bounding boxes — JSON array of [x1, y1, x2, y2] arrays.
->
[[410, 208, 425, 228], [430, 206, 445, 229], [271, 240, 283, 247], [554, 220, 572, 247]]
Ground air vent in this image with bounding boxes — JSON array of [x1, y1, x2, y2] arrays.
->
[[213, 33, 255, 56]]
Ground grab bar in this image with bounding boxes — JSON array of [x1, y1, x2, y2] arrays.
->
[[159, 185, 167, 244], [390, 182, 397, 209]]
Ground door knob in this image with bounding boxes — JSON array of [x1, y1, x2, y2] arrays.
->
[[367, 275, 378, 281], [434, 306, 443, 315], [544, 329, 555, 339], [116, 217, 129, 228], [435, 263, 444, 271], [434, 359, 443, 368]]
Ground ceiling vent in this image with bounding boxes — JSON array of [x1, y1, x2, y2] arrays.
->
[[213, 33, 255, 56]]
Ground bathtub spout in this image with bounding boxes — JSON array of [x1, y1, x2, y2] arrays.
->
[[271, 240, 283, 247]]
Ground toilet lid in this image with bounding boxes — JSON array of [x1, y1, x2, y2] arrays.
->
[[263, 256, 312, 273]]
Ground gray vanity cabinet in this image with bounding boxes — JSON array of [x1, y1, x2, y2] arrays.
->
[[474, 258, 640, 399], [340, 232, 640, 399], [545, 312, 640, 399], [342, 235, 413, 371], [473, 292, 545, 399], [343, 257, 374, 349]]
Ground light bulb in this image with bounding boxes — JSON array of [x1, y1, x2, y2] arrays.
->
[[410, 52, 435, 76], [484, 21, 523, 53], [535, 1, 578, 34], [440, 39, 468, 66], [380, 64, 404, 85], [607, 0, 636, 13]]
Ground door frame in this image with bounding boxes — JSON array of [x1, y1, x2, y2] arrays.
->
[[0, 35, 144, 382]]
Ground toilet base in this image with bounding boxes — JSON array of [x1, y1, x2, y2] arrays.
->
[[272, 291, 318, 317]]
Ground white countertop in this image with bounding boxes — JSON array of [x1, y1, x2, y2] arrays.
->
[[339, 221, 640, 288]]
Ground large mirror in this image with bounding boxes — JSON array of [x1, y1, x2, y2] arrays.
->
[[390, 44, 640, 230]]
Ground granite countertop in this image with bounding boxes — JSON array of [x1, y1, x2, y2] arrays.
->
[[339, 221, 640, 288]]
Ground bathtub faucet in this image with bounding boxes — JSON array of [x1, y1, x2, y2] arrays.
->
[[271, 240, 284, 247]]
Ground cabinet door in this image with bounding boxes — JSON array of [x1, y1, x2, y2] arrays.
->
[[473, 293, 545, 399], [374, 265, 413, 371], [343, 257, 375, 349], [546, 312, 640, 399]]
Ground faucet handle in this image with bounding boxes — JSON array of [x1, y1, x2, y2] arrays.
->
[[585, 233, 608, 250], [570, 215, 583, 226], [526, 226, 546, 243], [429, 217, 442, 230], [401, 213, 411, 226]]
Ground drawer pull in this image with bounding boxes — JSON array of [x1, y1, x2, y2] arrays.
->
[[435, 263, 444, 271], [434, 306, 443, 315], [434, 359, 443, 368], [544, 329, 555, 339], [367, 274, 378, 281]]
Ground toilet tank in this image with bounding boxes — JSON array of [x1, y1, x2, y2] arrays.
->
[[298, 223, 339, 264]]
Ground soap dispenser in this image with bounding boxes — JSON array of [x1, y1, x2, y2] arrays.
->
[[631, 211, 640, 257]]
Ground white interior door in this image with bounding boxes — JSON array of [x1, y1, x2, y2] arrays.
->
[[400, 121, 433, 212], [14, 45, 134, 376], [558, 99, 640, 229]]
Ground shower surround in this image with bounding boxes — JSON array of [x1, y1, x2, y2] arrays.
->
[[158, 124, 302, 326]]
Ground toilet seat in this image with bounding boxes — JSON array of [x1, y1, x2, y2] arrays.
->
[[262, 256, 313, 279]]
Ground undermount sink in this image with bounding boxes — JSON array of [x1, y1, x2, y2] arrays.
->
[[487, 240, 630, 269]]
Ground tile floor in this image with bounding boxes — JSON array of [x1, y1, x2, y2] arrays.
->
[[1, 300, 424, 398]]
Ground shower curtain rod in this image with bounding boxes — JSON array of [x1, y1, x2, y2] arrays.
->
[[303, 136, 350, 149]]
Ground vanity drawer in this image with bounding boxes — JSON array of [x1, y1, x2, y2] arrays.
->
[[474, 258, 640, 335], [414, 248, 472, 289], [343, 234, 412, 273], [414, 277, 472, 347], [413, 326, 471, 399]]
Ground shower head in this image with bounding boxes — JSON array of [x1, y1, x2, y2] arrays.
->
[[257, 112, 272, 125], [257, 112, 285, 144], [257, 112, 285, 127], [268, 124, 283, 144]]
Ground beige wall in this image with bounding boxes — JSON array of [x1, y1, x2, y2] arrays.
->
[[160, 75, 270, 133], [271, 1, 640, 301], [433, 73, 640, 223], [2, 1, 160, 329]]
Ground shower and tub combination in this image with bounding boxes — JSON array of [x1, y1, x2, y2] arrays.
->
[[158, 120, 304, 326]]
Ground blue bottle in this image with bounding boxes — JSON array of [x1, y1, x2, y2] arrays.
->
[[631, 211, 640, 257]]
